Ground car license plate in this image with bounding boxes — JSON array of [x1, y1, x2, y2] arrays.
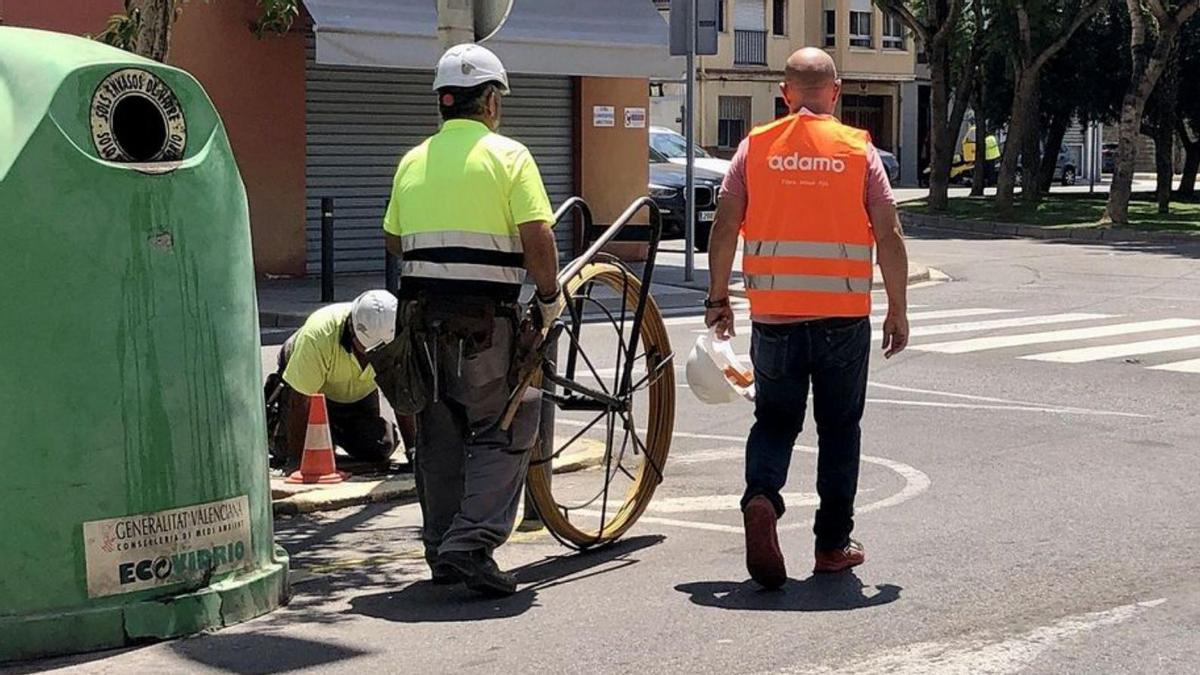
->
[[699, 211, 715, 222]]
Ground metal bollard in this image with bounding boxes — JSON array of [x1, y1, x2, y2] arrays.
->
[[320, 197, 334, 302], [385, 251, 399, 297]]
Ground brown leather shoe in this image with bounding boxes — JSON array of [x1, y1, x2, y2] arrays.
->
[[743, 495, 787, 589], [813, 539, 866, 574]]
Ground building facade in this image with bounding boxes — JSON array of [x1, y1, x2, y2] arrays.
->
[[653, 0, 923, 185], [2, 0, 675, 276]]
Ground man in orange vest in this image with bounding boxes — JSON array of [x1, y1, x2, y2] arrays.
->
[[706, 48, 911, 589]]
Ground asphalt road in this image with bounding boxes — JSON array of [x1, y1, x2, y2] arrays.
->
[[28, 227, 1200, 674]]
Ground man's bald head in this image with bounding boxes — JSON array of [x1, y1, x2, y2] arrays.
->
[[780, 48, 841, 115], [785, 48, 838, 89]]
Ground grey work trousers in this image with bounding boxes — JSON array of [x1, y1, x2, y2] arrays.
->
[[416, 315, 532, 558]]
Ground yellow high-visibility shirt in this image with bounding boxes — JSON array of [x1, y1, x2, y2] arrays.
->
[[383, 119, 554, 239], [281, 303, 378, 404]]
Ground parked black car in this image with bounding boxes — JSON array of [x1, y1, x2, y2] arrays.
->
[[648, 157, 725, 252]]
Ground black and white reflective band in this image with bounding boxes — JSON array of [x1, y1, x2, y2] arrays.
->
[[744, 274, 872, 293], [401, 231, 524, 254], [400, 260, 526, 285], [744, 240, 872, 261]]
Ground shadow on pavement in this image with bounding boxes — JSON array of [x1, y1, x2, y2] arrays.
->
[[169, 632, 370, 674], [675, 572, 901, 612], [345, 534, 665, 623]]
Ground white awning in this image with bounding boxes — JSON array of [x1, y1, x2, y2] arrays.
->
[[305, 0, 683, 78]]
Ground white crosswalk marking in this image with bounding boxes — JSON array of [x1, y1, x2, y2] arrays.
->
[[681, 307, 1003, 334], [871, 308, 1015, 324], [1023, 335, 1200, 363], [909, 313, 1113, 339], [913, 318, 1200, 354], [659, 301, 1200, 376], [1148, 358, 1200, 374]]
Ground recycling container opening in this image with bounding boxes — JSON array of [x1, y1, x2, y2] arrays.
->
[[110, 93, 169, 162]]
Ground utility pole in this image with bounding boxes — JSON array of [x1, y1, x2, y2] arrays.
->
[[684, 0, 697, 281], [437, 0, 474, 48]]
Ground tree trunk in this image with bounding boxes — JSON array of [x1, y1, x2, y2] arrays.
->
[[1105, 57, 1175, 222], [927, 47, 954, 211], [1154, 123, 1175, 214], [1153, 47, 1180, 214], [1180, 134, 1199, 197], [1104, 2, 1192, 223], [996, 73, 1037, 217], [971, 67, 987, 197], [1021, 83, 1045, 204], [132, 0, 174, 61], [1037, 113, 1070, 195]]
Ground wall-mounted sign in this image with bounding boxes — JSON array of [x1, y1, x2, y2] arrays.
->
[[624, 107, 647, 129], [593, 105, 615, 128]]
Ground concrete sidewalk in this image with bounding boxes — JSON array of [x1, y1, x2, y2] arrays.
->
[[272, 438, 606, 517]]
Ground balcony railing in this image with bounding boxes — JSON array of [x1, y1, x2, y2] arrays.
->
[[734, 30, 767, 66]]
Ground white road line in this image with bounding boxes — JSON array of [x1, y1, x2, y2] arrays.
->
[[788, 599, 1167, 675], [866, 382, 1151, 418], [558, 422, 931, 536], [1148, 357, 1200, 373], [865, 398, 1150, 418], [663, 304, 930, 328], [573, 510, 745, 534], [685, 308, 1010, 335], [1022, 334, 1200, 364], [908, 312, 1113, 338], [912, 318, 1200, 354], [875, 308, 1015, 323]]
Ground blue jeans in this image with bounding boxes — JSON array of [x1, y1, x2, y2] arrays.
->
[[743, 317, 871, 551]]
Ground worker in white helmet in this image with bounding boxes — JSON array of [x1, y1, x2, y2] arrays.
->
[[379, 43, 563, 597], [265, 290, 416, 467]]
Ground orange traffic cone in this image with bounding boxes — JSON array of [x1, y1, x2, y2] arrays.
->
[[287, 394, 350, 484]]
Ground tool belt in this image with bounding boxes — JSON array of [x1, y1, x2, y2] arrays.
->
[[370, 294, 525, 416]]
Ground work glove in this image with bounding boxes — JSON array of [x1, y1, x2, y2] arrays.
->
[[532, 285, 566, 331]]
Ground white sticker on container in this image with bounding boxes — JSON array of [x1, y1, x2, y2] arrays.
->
[[82, 495, 252, 598]]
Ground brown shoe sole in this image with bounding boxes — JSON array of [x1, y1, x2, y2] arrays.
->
[[813, 552, 866, 574], [744, 499, 787, 589]]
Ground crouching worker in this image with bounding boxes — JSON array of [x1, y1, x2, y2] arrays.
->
[[266, 290, 417, 467]]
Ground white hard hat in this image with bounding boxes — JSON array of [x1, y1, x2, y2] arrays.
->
[[685, 331, 756, 404], [433, 43, 510, 94], [350, 290, 399, 352]]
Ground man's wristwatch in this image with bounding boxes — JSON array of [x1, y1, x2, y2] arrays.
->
[[704, 296, 730, 309]]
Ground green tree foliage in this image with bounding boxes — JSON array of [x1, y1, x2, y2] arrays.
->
[[93, 0, 300, 60]]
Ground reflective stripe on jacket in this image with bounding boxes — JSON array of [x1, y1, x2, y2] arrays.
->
[[398, 230, 526, 301], [743, 113, 874, 318]]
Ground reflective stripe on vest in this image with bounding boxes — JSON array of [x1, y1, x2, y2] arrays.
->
[[399, 229, 526, 300], [743, 238, 873, 296], [745, 274, 872, 293], [743, 240, 873, 261], [401, 231, 523, 254], [742, 113, 874, 318], [400, 260, 525, 285]]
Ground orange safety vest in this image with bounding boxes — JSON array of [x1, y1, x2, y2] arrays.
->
[[742, 113, 874, 317]]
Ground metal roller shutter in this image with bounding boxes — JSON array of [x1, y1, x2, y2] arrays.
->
[[305, 40, 575, 274]]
